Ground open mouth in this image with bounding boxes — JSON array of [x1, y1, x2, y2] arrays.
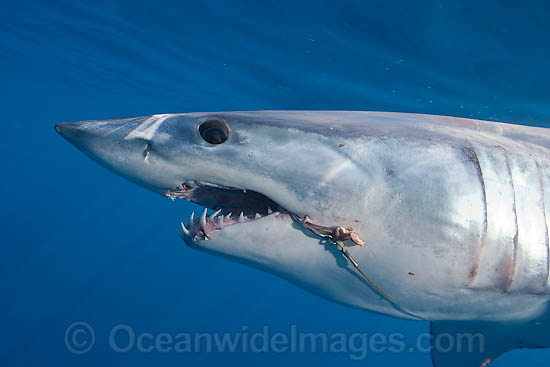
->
[[164, 180, 366, 246], [164, 181, 293, 242]]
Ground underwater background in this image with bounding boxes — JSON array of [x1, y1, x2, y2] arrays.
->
[[1, 0, 550, 366]]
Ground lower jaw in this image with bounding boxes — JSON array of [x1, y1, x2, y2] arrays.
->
[[178, 207, 290, 243]]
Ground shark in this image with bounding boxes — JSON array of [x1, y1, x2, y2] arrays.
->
[[55, 111, 550, 366]]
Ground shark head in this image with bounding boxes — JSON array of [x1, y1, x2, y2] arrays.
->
[[55, 112, 365, 219], [56, 111, 420, 319]]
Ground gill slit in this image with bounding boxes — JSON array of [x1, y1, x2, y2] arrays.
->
[[504, 152, 519, 292], [462, 144, 488, 285], [536, 162, 549, 291]]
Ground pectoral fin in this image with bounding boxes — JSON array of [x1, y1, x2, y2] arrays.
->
[[430, 314, 550, 367]]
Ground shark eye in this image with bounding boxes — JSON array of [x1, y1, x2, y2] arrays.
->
[[198, 119, 229, 145]]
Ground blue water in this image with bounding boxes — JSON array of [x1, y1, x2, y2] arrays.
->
[[2, 1, 549, 366]]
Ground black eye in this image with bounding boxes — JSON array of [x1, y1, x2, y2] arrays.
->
[[198, 119, 229, 144]]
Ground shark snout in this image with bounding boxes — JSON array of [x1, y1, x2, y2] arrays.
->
[[55, 120, 78, 137], [55, 116, 178, 194], [55, 120, 100, 155], [56, 123, 106, 164], [55, 117, 151, 152], [55, 121, 90, 145]]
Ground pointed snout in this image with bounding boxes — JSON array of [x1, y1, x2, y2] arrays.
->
[[55, 121, 90, 145], [55, 116, 177, 194], [55, 120, 101, 155], [54, 123, 63, 135], [55, 116, 150, 152], [55, 117, 149, 168]]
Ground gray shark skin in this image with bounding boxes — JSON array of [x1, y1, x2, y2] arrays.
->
[[56, 111, 550, 366]]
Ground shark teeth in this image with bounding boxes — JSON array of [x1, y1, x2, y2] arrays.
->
[[200, 208, 207, 228], [209, 209, 222, 220], [179, 207, 284, 242], [180, 222, 190, 236]]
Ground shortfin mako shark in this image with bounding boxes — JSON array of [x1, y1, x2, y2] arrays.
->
[[56, 111, 550, 366]]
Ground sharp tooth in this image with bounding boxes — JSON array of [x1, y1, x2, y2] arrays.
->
[[209, 209, 222, 220], [225, 212, 232, 220], [217, 215, 224, 226], [255, 213, 261, 219], [267, 206, 273, 214], [238, 212, 245, 222], [180, 222, 190, 236], [200, 208, 207, 228], [190, 211, 195, 224]]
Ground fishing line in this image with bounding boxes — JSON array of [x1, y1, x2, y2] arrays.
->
[[291, 214, 422, 320]]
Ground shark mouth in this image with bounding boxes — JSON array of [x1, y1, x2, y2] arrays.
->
[[164, 181, 292, 242], [165, 180, 365, 246]]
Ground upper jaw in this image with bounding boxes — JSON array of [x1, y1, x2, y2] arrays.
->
[[164, 180, 287, 217]]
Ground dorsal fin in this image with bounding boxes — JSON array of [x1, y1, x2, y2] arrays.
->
[[430, 312, 550, 366]]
